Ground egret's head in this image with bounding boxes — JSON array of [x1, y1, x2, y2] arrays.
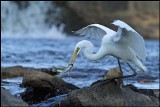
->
[[65, 40, 93, 72]]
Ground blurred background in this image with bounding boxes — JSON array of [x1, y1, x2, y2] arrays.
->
[[1, 1, 159, 39]]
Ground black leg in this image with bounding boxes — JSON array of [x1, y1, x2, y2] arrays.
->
[[117, 59, 123, 84], [105, 60, 137, 82], [126, 62, 137, 76], [117, 59, 123, 76]]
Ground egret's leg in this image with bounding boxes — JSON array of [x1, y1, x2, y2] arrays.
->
[[105, 60, 137, 83], [117, 59, 123, 84], [117, 59, 123, 76], [126, 62, 137, 76]]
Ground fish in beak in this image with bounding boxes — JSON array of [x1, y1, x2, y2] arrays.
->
[[63, 47, 80, 72]]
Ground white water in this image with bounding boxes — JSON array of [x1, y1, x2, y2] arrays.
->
[[1, 77, 26, 98], [1, 1, 66, 39]]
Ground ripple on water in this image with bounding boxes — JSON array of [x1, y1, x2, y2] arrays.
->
[[1, 38, 159, 90]]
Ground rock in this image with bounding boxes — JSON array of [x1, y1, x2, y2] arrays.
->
[[38, 67, 59, 76], [34, 65, 65, 76], [1, 87, 28, 106], [1, 66, 60, 79], [66, 1, 159, 39], [126, 84, 159, 98], [104, 68, 121, 79], [53, 1, 159, 39], [21, 71, 79, 104], [1, 66, 38, 79], [58, 79, 159, 107]]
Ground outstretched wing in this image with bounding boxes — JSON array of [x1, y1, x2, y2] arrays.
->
[[112, 20, 146, 61], [73, 24, 116, 39]]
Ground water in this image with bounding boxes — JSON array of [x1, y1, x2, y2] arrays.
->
[[1, 37, 159, 86], [1, 37, 159, 106], [1, 77, 67, 106], [1, 1, 65, 38], [1, 77, 25, 98]]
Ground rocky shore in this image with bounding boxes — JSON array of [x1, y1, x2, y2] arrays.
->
[[1, 66, 159, 106], [58, 80, 159, 107], [21, 69, 79, 104], [1, 87, 28, 106]]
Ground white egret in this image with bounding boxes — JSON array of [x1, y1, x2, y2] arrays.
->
[[65, 20, 147, 82]]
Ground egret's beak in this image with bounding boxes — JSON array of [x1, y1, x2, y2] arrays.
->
[[64, 47, 80, 72]]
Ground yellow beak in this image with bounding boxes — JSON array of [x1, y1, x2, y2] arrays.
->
[[63, 47, 80, 72], [69, 47, 80, 65]]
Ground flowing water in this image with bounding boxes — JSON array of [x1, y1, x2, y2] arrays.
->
[[1, 37, 159, 106], [1, 1, 65, 38]]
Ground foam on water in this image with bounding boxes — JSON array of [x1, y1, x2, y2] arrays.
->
[[31, 94, 67, 106], [124, 79, 159, 89], [1, 1, 66, 39]]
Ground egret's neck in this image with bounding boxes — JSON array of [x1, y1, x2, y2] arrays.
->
[[75, 40, 108, 61]]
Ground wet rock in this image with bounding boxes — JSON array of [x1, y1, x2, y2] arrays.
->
[[32, 67, 58, 76], [58, 79, 159, 107], [1, 87, 28, 106], [21, 71, 79, 104], [1, 66, 38, 79], [126, 84, 159, 98], [1, 66, 60, 79], [33, 65, 64, 76]]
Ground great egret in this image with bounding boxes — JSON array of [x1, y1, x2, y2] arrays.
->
[[64, 20, 147, 82]]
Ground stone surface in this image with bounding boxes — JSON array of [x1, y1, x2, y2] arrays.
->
[[103, 68, 121, 79], [21, 71, 79, 104], [58, 79, 159, 107], [1, 66, 60, 79], [1, 87, 28, 106], [1, 66, 37, 79]]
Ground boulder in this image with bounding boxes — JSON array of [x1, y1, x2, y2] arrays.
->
[[58, 79, 159, 107], [1, 66, 37, 79], [1, 66, 60, 79], [65, 1, 159, 39], [103, 68, 121, 79], [1, 87, 28, 106], [21, 71, 79, 104]]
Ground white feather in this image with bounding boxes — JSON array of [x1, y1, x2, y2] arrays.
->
[[74, 24, 116, 39], [112, 20, 146, 61]]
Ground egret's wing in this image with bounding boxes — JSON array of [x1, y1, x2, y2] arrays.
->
[[73, 24, 116, 39], [112, 20, 146, 61]]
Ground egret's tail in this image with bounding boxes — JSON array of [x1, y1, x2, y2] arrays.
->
[[135, 58, 147, 72]]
